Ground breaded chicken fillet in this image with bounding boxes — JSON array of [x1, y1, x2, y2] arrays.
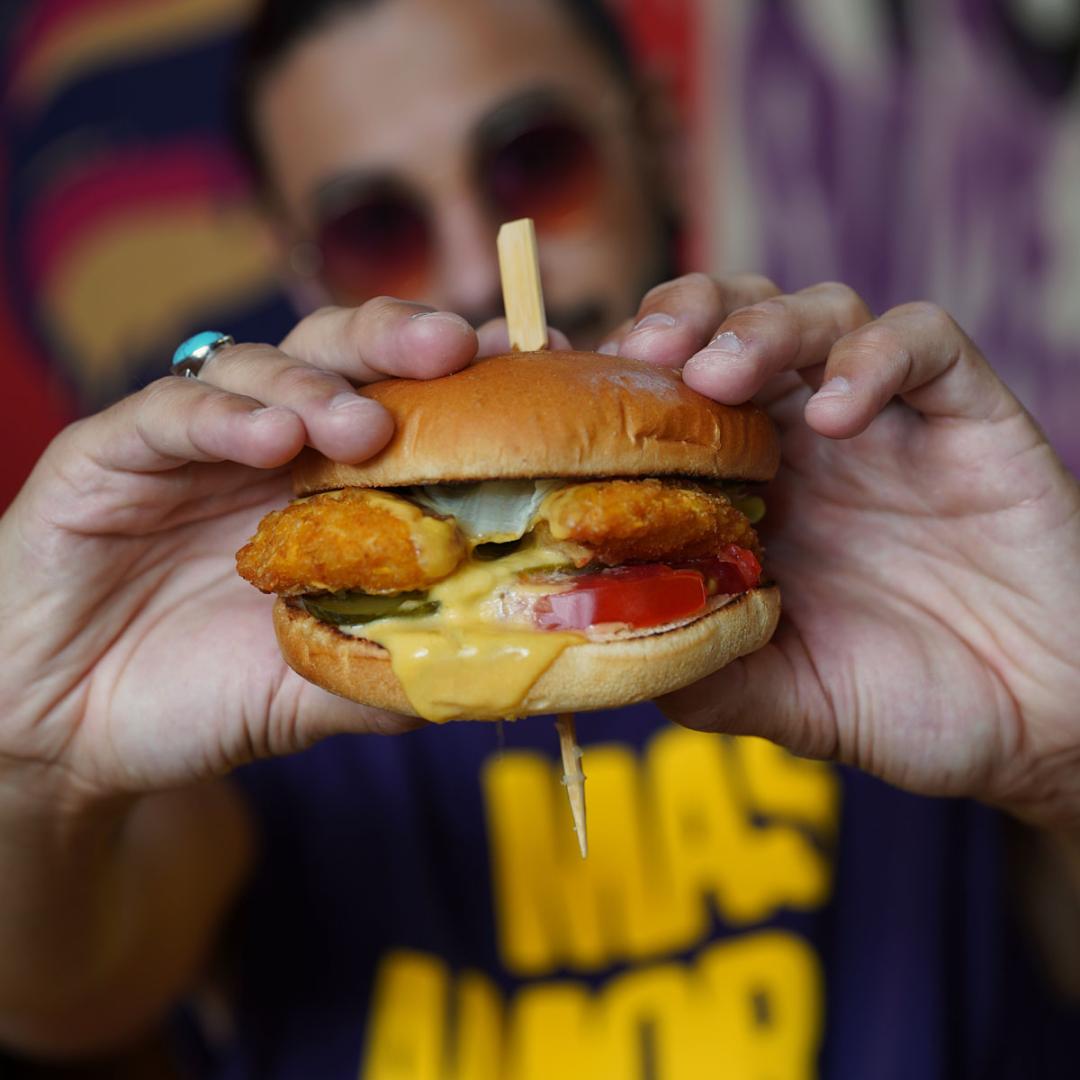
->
[[237, 480, 759, 596]]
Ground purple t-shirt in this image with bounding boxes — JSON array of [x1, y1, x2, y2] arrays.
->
[[172, 704, 1077, 1079]]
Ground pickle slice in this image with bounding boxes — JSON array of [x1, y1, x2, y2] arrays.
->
[[303, 591, 439, 626], [472, 538, 525, 560]]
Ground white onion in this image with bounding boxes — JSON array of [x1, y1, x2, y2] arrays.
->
[[409, 479, 567, 541]]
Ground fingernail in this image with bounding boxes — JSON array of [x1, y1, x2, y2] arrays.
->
[[685, 331, 747, 372], [811, 376, 854, 400], [248, 405, 296, 423], [631, 312, 677, 332], [410, 310, 471, 332], [707, 331, 745, 355], [328, 392, 374, 410], [597, 340, 619, 356]]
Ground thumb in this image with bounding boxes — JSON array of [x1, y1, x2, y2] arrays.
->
[[271, 674, 427, 755], [657, 626, 836, 761]]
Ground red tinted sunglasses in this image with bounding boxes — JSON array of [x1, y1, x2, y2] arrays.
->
[[308, 97, 603, 304]]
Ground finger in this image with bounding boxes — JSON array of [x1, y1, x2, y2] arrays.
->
[[198, 342, 394, 463], [803, 301, 1024, 438], [280, 298, 477, 381], [657, 625, 836, 760], [596, 315, 634, 355], [73, 377, 307, 474], [604, 272, 781, 367], [475, 318, 571, 357], [681, 281, 873, 403]]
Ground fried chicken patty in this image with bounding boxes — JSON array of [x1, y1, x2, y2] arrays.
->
[[237, 480, 758, 598], [236, 489, 466, 596], [539, 479, 759, 565]]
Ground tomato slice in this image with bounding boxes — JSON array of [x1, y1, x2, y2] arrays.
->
[[530, 546, 762, 632], [679, 545, 762, 595], [533, 565, 706, 631]]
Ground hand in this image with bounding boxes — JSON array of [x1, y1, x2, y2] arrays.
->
[[0, 300, 492, 809], [603, 273, 1080, 829]]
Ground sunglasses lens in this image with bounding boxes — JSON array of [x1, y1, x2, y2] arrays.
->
[[317, 185, 430, 302], [484, 117, 600, 228]]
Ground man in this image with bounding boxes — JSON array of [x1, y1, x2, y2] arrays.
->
[[233, 0, 672, 346], [0, 1, 1078, 1077]]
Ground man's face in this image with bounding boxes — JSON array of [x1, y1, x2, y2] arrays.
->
[[255, 0, 666, 346]]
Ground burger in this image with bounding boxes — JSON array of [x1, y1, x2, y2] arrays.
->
[[236, 350, 780, 723]]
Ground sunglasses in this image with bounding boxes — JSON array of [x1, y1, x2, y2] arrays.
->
[[304, 95, 604, 305]]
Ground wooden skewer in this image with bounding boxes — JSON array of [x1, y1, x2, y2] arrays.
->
[[496, 217, 588, 857], [497, 219, 549, 352], [555, 713, 588, 859]]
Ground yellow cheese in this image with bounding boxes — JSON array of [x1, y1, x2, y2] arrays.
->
[[357, 545, 583, 722]]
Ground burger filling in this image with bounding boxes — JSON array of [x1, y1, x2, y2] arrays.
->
[[236, 478, 766, 721]]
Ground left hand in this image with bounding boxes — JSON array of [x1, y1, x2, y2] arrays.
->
[[601, 273, 1080, 829]]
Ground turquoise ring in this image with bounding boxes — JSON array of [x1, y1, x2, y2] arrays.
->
[[171, 331, 235, 378]]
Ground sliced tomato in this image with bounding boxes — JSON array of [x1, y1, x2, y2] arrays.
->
[[533, 565, 707, 631], [679, 545, 762, 595], [530, 546, 762, 632]]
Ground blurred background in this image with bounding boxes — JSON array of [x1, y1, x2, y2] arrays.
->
[[1, 0, 1078, 509]]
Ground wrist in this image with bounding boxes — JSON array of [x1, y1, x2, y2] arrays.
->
[[0, 755, 134, 851], [0, 760, 141, 1030]]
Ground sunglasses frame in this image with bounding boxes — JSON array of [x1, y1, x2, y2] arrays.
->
[[295, 89, 615, 302]]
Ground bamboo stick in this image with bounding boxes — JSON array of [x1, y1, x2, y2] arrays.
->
[[497, 219, 549, 352], [555, 713, 588, 859], [496, 218, 588, 857]]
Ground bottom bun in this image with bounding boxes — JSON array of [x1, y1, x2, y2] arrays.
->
[[273, 587, 780, 720]]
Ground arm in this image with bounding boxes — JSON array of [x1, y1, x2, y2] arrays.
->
[[0, 299, 480, 1059], [0, 780, 251, 1058]]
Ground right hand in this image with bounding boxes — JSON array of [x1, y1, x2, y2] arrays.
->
[[0, 299, 485, 812]]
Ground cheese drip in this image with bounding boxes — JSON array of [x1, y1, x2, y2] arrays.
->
[[347, 545, 583, 722]]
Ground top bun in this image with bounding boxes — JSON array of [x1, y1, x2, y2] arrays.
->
[[294, 350, 779, 494]]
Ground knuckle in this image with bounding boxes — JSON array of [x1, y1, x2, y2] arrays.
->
[[735, 296, 796, 332], [345, 296, 416, 341], [343, 303, 376, 348], [41, 417, 88, 465], [344, 304, 371, 342], [138, 375, 187, 412], [729, 297, 801, 351], [641, 271, 716, 308], [202, 341, 263, 376], [358, 295, 407, 321], [750, 296, 791, 319], [222, 341, 265, 363], [810, 281, 872, 322], [891, 300, 955, 334], [678, 270, 719, 294], [274, 363, 341, 400], [842, 321, 905, 361], [727, 272, 780, 300], [282, 304, 345, 352]]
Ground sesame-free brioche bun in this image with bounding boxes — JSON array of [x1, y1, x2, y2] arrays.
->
[[273, 586, 781, 720], [293, 350, 779, 494]]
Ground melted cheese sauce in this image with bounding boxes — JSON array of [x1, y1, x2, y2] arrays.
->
[[346, 545, 583, 723]]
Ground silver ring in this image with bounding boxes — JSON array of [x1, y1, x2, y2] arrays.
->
[[171, 332, 235, 379]]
